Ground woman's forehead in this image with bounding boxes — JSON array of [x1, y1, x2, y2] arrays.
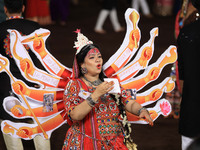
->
[[87, 48, 101, 56]]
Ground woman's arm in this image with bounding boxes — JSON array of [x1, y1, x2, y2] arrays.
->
[[69, 81, 114, 121], [125, 99, 153, 126]]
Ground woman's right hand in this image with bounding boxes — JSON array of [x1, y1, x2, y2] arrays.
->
[[92, 81, 114, 100]]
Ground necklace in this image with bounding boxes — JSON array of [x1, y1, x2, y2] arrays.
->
[[83, 76, 102, 86], [7, 15, 24, 20]]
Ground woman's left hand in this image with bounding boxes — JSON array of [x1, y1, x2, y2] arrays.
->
[[139, 109, 154, 126]]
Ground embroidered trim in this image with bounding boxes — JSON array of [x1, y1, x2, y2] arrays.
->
[[8, 15, 23, 20], [73, 127, 120, 143], [3, 33, 30, 58]]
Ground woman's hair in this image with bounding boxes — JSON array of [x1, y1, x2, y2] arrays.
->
[[4, 0, 23, 14], [76, 44, 105, 80], [110, 94, 133, 144]]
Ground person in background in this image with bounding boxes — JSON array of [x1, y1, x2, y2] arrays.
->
[[71, 0, 79, 5], [177, 0, 200, 149], [24, 0, 51, 26], [165, 0, 200, 120], [0, 0, 51, 149], [94, 0, 124, 34], [153, 0, 174, 17], [0, 0, 6, 23], [50, 0, 70, 26], [131, 0, 152, 18]]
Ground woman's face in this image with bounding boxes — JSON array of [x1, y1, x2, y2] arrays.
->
[[81, 48, 103, 76]]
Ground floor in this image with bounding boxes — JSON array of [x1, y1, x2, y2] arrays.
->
[[0, 0, 181, 149]]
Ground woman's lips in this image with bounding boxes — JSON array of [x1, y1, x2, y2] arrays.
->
[[97, 64, 101, 69]]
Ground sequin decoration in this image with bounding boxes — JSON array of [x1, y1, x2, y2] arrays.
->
[[3, 33, 31, 58]]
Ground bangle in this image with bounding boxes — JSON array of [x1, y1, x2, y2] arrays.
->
[[86, 95, 98, 107], [137, 107, 147, 116]]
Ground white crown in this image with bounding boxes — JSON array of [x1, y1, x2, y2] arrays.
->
[[73, 29, 93, 54]]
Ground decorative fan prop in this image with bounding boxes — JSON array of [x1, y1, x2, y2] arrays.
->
[[0, 8, 177, 140]]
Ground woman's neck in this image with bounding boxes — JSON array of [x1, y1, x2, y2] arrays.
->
[[82, 74, 102, 87], [83, 74, 99, 82]]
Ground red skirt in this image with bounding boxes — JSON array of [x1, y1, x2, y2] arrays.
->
[[25, 0, 50, 18]]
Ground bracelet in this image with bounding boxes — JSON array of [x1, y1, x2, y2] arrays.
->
[[137, 107, 147, 116], [86, 95, 98, 107]]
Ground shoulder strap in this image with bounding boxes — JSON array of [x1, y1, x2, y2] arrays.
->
[[76, 78, 88, 91]]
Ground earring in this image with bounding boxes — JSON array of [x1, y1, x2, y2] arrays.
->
[[81, 67, 88, 74]]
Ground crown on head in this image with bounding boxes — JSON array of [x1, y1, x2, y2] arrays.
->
[[73, 29, 93, 54]]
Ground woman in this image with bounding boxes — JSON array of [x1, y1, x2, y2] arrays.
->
[[62, 31, 153, 149]]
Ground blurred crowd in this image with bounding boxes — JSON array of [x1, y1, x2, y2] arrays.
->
[[0, 0, 183, 26], [0, 0, 78, 26]]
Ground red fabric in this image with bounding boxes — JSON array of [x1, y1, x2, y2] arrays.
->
[[109, 135, 128, 150], [78, 79, 101, 149], [175, 61, 181, 93], [175, 10, 181, 39], [62, 79, 130, 149], [72, 56, 79, 79], [174, 10, 181, 92], [25, 0, 50, 18], [78, 79, 128, 150]]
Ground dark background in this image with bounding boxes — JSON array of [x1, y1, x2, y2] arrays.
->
[[0, 0, 181, 149]]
